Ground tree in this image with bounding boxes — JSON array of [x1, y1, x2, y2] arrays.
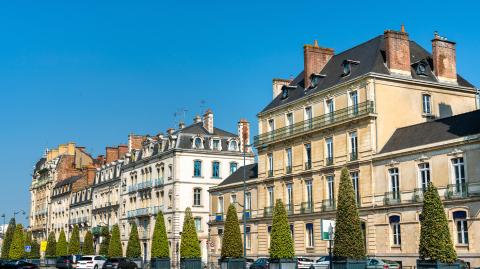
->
[[31, 239, 41, 259], [9, 224, 25, 260], [83, 231, 95, 255], [1, 218, 16, 259], [269, 200, 295, 259], [108, 225, 123, 258], [56, 229, 68, 256], [151, 211, 169, 258], [221, 204, 244, 259], [45, 231, 57, 258], [419, 183, 457, 263], [68, 225, 81, 255], [99, 227, 110, 256], [180, 208, 201, 259], [333, 168, 366, 260], [126, 223, 141, 258], [24, 231, 33, 259]]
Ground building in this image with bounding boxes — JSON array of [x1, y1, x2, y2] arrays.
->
[[69, 186, 93, 242], [120, 110, 254, 266], [208, 27, 479, 267]]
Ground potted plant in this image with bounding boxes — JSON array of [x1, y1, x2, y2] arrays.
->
[[417, 183, 459, 269], [108, 225, 123, 258], [220, 204, 245, 269], [151, 211, 171, 269], [127, 223, 143, 268], [68, 225, 81, 255], [45, 231, 57, 266], [180, 208, 202, 269], [333, 168, 367, 269], [83, 231, 95, 255], [269, 200, 296, 269]]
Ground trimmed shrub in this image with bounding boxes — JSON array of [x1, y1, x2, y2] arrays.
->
[[151, 211, 170, 258], [83, 231, 95, 255], [333, 168, 366, 259], [69, 225, 81, 255], [108, 225, 122, 258], [221, 204, 244, 259], [419, 183, 457, 263], [1, 218, 16, 259], [31, 239, 41, 259], [99, 228, 111, 257], [9, 224, 25, 260], [45, 231, 57, 258], [56, 229, 68, 256], [180, 208, 201, 258], [126, 223, 141, 258], [269, 199, 295, 259]]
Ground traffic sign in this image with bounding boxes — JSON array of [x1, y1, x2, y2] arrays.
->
[[25, 245, 31, 253]]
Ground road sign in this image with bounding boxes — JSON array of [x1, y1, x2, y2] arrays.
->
[[321, 219, 335, 240], [40, 241, 47, 252], [25, 245, 31, 253]]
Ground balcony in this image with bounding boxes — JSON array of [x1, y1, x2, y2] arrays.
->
[[301, 202, 313, 213], [254, 101, 375, 147], [264, 206, 273, 217], [128, 185, 138, 193], [413, 188, 425, 202], [445, 183, 468, 199], [92, 226, 104, 236], [384, 191, 401, 205], [243, 210, 251, 220], [268, 170, 273, 177], [350, 152, 358, 161], [322, 199, 335, 211], [305, 161, 312, 170], [215, 213, 224, 222], [285, 204, 294, 215], [137, 181, 153, 191], [127, 207, 151, 218], [153, 178, 164, 187], [285, 166, 292, 174], [152, 206, 164, 215], [325, 157, 334, 166]]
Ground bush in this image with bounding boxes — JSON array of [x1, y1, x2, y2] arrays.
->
[[126, 223, 141, 258], [24, 231, 33, 259], [31, 239, 41, 259], [99, 227, 111, 256], [419, 183, 457, 263], [83, 231, 95, 255], [9, 224, 25, 260], [221, 204, 244, 259], [45, 231, 57, 258], [108, 225, 123, 258], [333, 168, 366, 259], [1, 218, 16, 259], [151, 211, 169, 258], [69, 225, 81, 255], [56, 229, 68, 257], [269, 199, 295, 259], [180, 207, 201, 258]]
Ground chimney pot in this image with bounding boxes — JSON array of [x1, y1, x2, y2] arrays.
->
[[194, 115, 202, 124], [303, 41, 334, 88], [432, 32, 457, 83], [167, 128, 175, 135], [203, 109, 214, 134], [384, 29, 411, 76], [178, 122, 185, 130]]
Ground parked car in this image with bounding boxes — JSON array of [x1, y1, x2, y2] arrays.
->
[[56, 255, 82, 269], [297, 257, 314, 269], [367, 258, 400, 269], [77, 256, 107, 269], [250, 258, 269, 269], [102, 258, 137, 269], [1, 260, 39, 269], [245, 258, 255, 269], [310, 256, 331, 269]]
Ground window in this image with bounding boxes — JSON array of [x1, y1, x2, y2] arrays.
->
[[327, 175, 335, 202], [326, 98, 334, 121], [281, 87, 289, 99], [217, 196, 224, 214], [286, 148, 292, 173], [389, 168, 400, 200], [351, 171, 360, 205], [245, 226, 251, 249], [452, 157, 466, 193], [349, 131, 358, 160], [267, 186, 274, 207], [305, 106, 313, 129], [229, 140, 238, 151], [306, 223, 314, 247], [326, 138, 334, 165], [418, 163, 430, 191], [194, 137, 203, 149], [267, 226, 272, 248], [422, 94, 432, 115], [229, 162, 238, 175], [342, 61, 351, 76], [193, 160, 202, 177], [305, 180, 313, 207], [231, 194, 237, 205], [194, 217, 202, 232], [304, 143, 312, 170], [268, 119, 275, 132], [349, 91, 359, 114], [268, 153, 273, 177], [213, 139, 220, 150], [389, 215, 401, 246], [286, 113, 294, 134], [193, 188, 201, 206], [416, 63, 427, 76], [245, 192, 251, 212], [286, 183, 293, 208], [453, 211, 468, 244], [212, 161, 220, 178]]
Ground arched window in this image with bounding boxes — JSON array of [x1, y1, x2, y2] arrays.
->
[[194, 137, 203, 149], [228, 140, 238, 151], [389, 215, 401, 246], [453, 211, 468, 244]]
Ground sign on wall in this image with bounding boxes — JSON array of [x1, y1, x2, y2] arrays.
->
[[321, 219, 335, 240], [40, 241, 47, 252]]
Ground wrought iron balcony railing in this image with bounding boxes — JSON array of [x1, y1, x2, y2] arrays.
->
[[285, 204, 294, 215], [413, 188, 425, 203], [268, 170, 273, 177], [305, 161, 312, 170], [325, 157, 334, 166], [153, 178, 164, 187], [301, 202, 313, 213], [384, 191, 401, 205], [446, 183, 468, 199], [285, 166, 292, 174], [350, 152, 358, 161], [322, 199, 336, 211], [264, 206, 274, 217], [254, 101, 375, 147]]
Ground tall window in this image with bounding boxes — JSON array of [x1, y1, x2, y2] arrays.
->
[[286, 183, 293, 208], [305, 106, 313, 129], [267, 186, 274, 207], [212, 161, 220, 178], [349, 131, 358, 160], [286, 112, 293, 134], [306, 223, 314, 247], [453, 211, 468, 245], [268, 153, 273, 176], [422, 94, 432, 114], [194, 137, 202, 149], [245, 226, 251, 249], [217, 196, 224, 214], [327, 175, 334, 203], [194, 217, 202, 232], [231, 194, 237, 205], [286, 148, 292, 173], [193, 188, 201, 206], [351, 171, 360, 205], [389, 215, 401, 246], [193, 160, 202, 177], [389, 168, 400, 200], [245, 192, 251, 212], [305, 180, 313, 205], [305, 143, 312, 169], [229, 140, 238, 151], [229, 162, 238, 175], [418, 163, 430, 190], [326, 138, 334, 165], [326, 98, 334, 122], [268, 119, 275, 132], [213, 139, 220, 150], [452, 157, 466, 193], [350, 91, 359, 114]]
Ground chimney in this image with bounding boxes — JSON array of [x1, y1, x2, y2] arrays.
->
[[128, 134, 145, 152], [167, 128, 175, 135], [272, 78, 291, 99], [193, 115, 202, 124], [86, 164, 97, 185], [118, 145, 128, 159], [304, 40, 334, 88], [384, 26, 411, 76], [178, 121, 186, 130], [432, 31, 457, 83], [238, 119, 250, 152], [96, 155, 105, 165], [105, 147, 119, 163], [203, 109, 214, 134]]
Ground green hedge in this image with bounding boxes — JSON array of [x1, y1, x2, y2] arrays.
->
[[56, 229, 68, 257], [45, 231, 57, 258], [180, 207, 201, 258], [69, 225, 81, 255], [126, 223, 141, 258], [1, 218, 16, 259], [108, 225, 123, 258], [9, 224, 25, 260], [83, 231, 95, 255], [270, 199, 295, 259], [151, 211, 169, 258]]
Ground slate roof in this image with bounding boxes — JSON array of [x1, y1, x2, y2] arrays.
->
[[380, 109, 480, 153], [34, 157, 46, 172], [261, 35, 475, 113], [176, 122, 238, 151], [218, 163, 258, 187], [175, 122, 237, 137], [54, 175, 82, 188]]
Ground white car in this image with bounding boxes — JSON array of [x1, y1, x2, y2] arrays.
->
[[297, 257, 314, 269], [310, 256, 331, 269], [77, 255, 107, 269]]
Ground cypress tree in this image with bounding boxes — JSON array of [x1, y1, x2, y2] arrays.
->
[[56, 229, 68, 256], [68, 225, 81, 255], [45, 231, 57, 258], [221, 204, 244, 259], [1, 218, 16, 259], [419, 183, 457, 263], [269, 200, 295, 259], [151, 211, 169, 258], [108, 225, 123, 258], [83, 231, 95, 255], [9, 224, 25, 260], [24, 231, 33, 259], [99, 227, 110, 256], [126, 223, 141, 258], [333, 168, 366, 260], [31, 239, 41, 259], [180, 208, 201, 259]]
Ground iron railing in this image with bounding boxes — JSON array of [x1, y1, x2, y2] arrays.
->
[[384, 191, 401, 205], [286, 166, 292, 174], [305, 161, 312, 170], [446, 183, 468, 199], [301, 202, 313, 213], [325, 157, 334, 166], [268, 170, 273, 177], [413, 188, 425, 203], [264, 206, 273, 217], [350, 152, 358, 161], [285, 204, 294, 215], [322, 199, 335, 211]]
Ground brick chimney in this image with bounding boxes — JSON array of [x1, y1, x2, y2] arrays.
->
[[128, 134, 145, 152], [272, 78, 291, 99], [432, 31, 457, 83], [203, 109, 214, 134], [96, 155, 105, 166], [118, 145, 128, 158], [86, 164, 97, 186], [238, 119, 250, 152], [304, 40, 334, 88], [384, 27, 411, 76], [193, 115, 202, 124], [106, 147, 119, 163]]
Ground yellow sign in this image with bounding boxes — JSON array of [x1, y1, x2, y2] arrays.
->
[[40, 241, 47, 252]]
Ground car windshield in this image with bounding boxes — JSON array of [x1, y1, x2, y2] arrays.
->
[[80, 257, 93, 261]]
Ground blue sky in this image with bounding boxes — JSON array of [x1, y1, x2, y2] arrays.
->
[[0, 0, 478, 225]]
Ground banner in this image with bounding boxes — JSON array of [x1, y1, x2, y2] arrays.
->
[[321, 219, 335, 240]]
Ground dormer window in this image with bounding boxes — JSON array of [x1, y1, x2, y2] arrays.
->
[[309, 73, 326, 88], [228, 140, 238, 151], [212, 139, 221, 151], [342, 60, 360, 77], [416, 63, 427, 76], [193, 137, 203, 149], [281, 87, 289, 99]]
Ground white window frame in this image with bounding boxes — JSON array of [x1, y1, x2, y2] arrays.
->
[[326, 175, 334, 201], [286, 183, 293, 207], [267, 186, 274, 207], [418, 163, 431, 190], [451, 157, 466, 189], [286, 148, 292, 170], [193, 188, 201, 206], [351, 171, 360, 204], [326, 137, 334, 159], [306, 223, 314, 248], [389, 168, 400, 199], [217, 196, 224, 214], [390, 217, 401, 246], [422, 94, 432, 115]]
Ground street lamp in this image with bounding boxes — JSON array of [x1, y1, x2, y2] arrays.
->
[[13, 210, 26, 221], [328, 224, 334, 269]]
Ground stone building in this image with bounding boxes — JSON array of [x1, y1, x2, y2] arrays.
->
[[69, 186, 93, 242]]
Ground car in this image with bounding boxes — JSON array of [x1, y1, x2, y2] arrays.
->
[[250, 258, 269, 269], [366, 258, 400, 269], [297, 257, 314, 269], [76, 256, 107, 269], [56, 255, 82, 269], [310, 256, 331, 269], [245, 258, 255, 269], [101, 258, 137, 269], [2, 260, 39, 269]]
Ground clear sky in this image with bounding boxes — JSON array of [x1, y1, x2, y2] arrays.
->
[[1, 0, 478, 226]]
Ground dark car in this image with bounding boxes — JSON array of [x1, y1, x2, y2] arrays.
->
[[56, 255, 82, 269], [250, 258, 269, 269], [1, 260, 39, 269], [101, 258, 137, 269]]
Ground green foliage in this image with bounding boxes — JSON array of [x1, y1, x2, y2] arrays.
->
[[24, 231, 33, 259], [108, 225, 123, 258], [221, 204, 244, 259], [83, 231, 95, 255], [419, 183, 457, 263], [333, 168, 366, 259], [180, 208, 201, 258], [269, 200, 295, 259], [9, 224, 25, 260], [126, 223, 141, 258], [56, 229, 68, 257], [45, 231, 57, 258], [31, 239, 41, 259], [69, 225, 81, 255], [99, 234, 110, 256], [1, 218, 16, 259], [151, 211, 170, 258]]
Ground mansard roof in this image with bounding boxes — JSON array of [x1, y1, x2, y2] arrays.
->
[[217, 163, 258, 187], [54, 175, 82, 189]]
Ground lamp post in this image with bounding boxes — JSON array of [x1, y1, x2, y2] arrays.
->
[[13, 210, 26, 221], [328, 224, 334, 269]]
